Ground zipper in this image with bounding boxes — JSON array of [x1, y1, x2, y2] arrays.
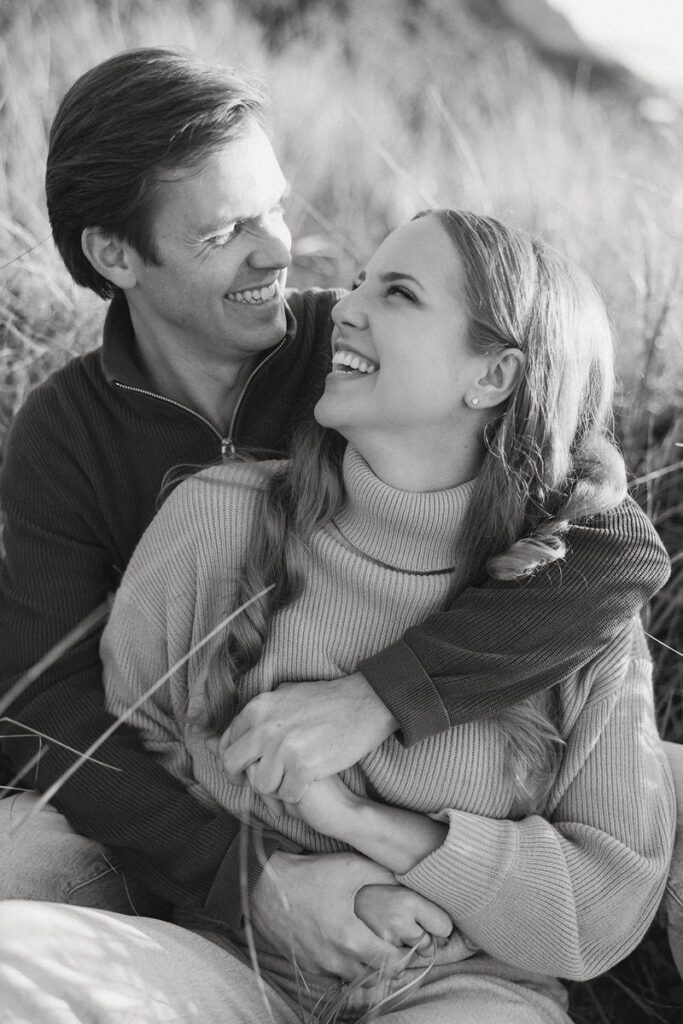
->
[[222, 335, 288, 455], [113, 334, 288, 458]]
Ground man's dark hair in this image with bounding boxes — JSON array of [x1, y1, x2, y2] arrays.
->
[[46, 48, 265, 298]]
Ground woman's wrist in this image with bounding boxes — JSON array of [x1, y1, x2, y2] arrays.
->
[[336, 795, 448, 875]]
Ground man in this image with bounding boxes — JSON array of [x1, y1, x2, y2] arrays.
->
[[0, 48, 670, 979]]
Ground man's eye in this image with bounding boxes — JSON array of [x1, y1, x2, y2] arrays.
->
[[351, 278, 363, 291], [211, 223, 243, 246]]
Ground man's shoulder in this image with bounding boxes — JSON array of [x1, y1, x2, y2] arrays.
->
[[4, 349, 105, 457], [286, 287, 346, 346], [11, 349, 104, 426]]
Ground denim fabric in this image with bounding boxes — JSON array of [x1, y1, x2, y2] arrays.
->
[[0, 791, 161, 915], [662, 741, 683, 978]]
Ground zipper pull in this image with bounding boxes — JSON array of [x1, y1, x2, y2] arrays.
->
[[221, 437, 236, 458]]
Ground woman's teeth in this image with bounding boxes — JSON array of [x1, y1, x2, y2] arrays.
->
[[225, 282, 279, 304], [332, 350, 379, 375]]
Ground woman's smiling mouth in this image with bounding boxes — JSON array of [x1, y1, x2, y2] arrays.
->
[[331, 350, 379, 376]]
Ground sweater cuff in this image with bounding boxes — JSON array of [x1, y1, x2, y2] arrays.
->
[[201, 826, 281, 928], [359, 640, 450, 746], [397, 809, 519, 920]]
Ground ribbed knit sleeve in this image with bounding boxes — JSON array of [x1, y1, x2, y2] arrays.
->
[[396, 626, 676, 980], [101, 459, 269, 790]]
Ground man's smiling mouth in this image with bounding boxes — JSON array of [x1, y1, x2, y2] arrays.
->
[[224, 281, 280, 305], [331, 350, 379, 376]]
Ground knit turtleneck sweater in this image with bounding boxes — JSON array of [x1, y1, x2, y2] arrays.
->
[[102, 447, 674, 1001]]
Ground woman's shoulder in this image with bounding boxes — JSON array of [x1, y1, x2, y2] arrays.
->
[[126, 459, 283, 581], [164, 458, 282, 520]]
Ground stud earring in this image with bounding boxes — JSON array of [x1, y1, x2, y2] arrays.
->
[[469, 395, 480, 407]]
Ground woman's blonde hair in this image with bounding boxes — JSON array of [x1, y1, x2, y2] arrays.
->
[[195, 209, 626, 813]]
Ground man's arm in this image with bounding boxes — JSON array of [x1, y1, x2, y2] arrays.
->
[[221, 496, 671, 801], [0, 414, 430, 971], [0, 442, 246, 921], [362, 496, 671, 742]]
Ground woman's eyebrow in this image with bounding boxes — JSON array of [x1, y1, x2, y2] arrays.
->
[[379, 271, 425, 292]]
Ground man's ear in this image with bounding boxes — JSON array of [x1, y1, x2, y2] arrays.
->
[[81, 228, 138, 290], [476, 348, 525, 409]]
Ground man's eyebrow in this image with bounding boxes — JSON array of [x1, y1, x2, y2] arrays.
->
[[197, 185, 291, 239]]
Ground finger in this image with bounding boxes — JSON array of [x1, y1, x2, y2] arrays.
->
[[276, 772, 310, 804], [220, 731, 266, 782], [414, 902, 453, 940], [411, 930, 433, 956], [205, 734, 221, 756], [348, 926, 408, 979], [260, 792, 284, 818], [250, 754, 286, 797], [218, 706, 255, 753]]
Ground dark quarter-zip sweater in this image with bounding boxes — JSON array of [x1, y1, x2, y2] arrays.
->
[[0, 288, 671, 926]]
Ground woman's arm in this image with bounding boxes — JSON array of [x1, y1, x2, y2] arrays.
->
[[219, 497, 671, 803], [285, 626, 675, 981], [395, 630, 675, 980], [282, 773, 447, 875]]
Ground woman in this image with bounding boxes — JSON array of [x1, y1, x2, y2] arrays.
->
[[0, 210, 674, 1023]]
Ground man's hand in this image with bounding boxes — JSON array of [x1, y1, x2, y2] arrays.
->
[[249, 851, 413, 981], [217, 673, 397, 802]]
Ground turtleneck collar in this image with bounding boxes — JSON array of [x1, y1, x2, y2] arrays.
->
[[333, 447, 476, 574], [99, 291, 299, 392]]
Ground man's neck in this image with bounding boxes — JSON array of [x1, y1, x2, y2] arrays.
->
[[145, 354, 255, 435], [131, 327, 255, 437]]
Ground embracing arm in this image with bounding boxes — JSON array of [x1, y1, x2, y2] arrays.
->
[[289, 628, 675, 980], [221, 497, 671, 799], [361, 497, 671, 743], [0, 417, 254, 926]]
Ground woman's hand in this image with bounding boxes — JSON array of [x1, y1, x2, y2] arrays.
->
[[272, 773, 362, 839], [355, 883, 453, 955]]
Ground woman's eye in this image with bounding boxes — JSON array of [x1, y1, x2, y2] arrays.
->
[[351, 278, 363, 291], [387, 284, 416, 302]]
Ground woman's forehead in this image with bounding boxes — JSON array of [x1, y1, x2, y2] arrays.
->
[[369, 216, 463, 294]]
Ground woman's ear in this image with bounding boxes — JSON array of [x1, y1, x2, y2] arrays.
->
[[81, 227, 138, 290], [474, 348, 525, 409]]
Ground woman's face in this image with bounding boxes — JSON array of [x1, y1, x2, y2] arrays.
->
[[315, 215, 487, 448]]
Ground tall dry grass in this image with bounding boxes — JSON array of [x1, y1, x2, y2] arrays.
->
[[0, 0, 681, 1019]]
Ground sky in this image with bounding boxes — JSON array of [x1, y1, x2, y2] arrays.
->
[[548, 0, 683, 96]]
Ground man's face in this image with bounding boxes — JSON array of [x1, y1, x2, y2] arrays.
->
[[125, 124, 292, 371]]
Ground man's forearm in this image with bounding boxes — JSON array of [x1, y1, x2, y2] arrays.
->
[[360, 498, 670, 744]]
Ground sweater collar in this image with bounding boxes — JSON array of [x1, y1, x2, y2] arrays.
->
[[334, 447, 476, 573], [100, 291, 298, 392]]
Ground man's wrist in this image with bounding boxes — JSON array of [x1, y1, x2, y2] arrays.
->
[[346, 671, 398, 740]]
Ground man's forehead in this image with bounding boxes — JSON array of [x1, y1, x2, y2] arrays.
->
[[153, 133, 287, 234]]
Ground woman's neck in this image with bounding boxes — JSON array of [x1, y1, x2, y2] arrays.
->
[[345, 429, 483, 492]]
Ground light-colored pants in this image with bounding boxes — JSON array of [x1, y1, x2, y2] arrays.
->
[[0, 791, 161, 915], [0, 900, 571, 1024]]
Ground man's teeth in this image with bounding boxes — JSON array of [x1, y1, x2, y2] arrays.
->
[[225, 282, 279, 304], [332, 350, 379, 375]]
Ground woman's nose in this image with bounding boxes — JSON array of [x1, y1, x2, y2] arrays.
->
[[331, 288, 367, 329]]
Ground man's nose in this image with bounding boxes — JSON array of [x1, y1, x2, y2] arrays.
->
[[248, 222, 292, 270]]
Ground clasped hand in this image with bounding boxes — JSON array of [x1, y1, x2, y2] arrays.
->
[[213, 673, 397, 802], [211, 680, 452, 979]]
